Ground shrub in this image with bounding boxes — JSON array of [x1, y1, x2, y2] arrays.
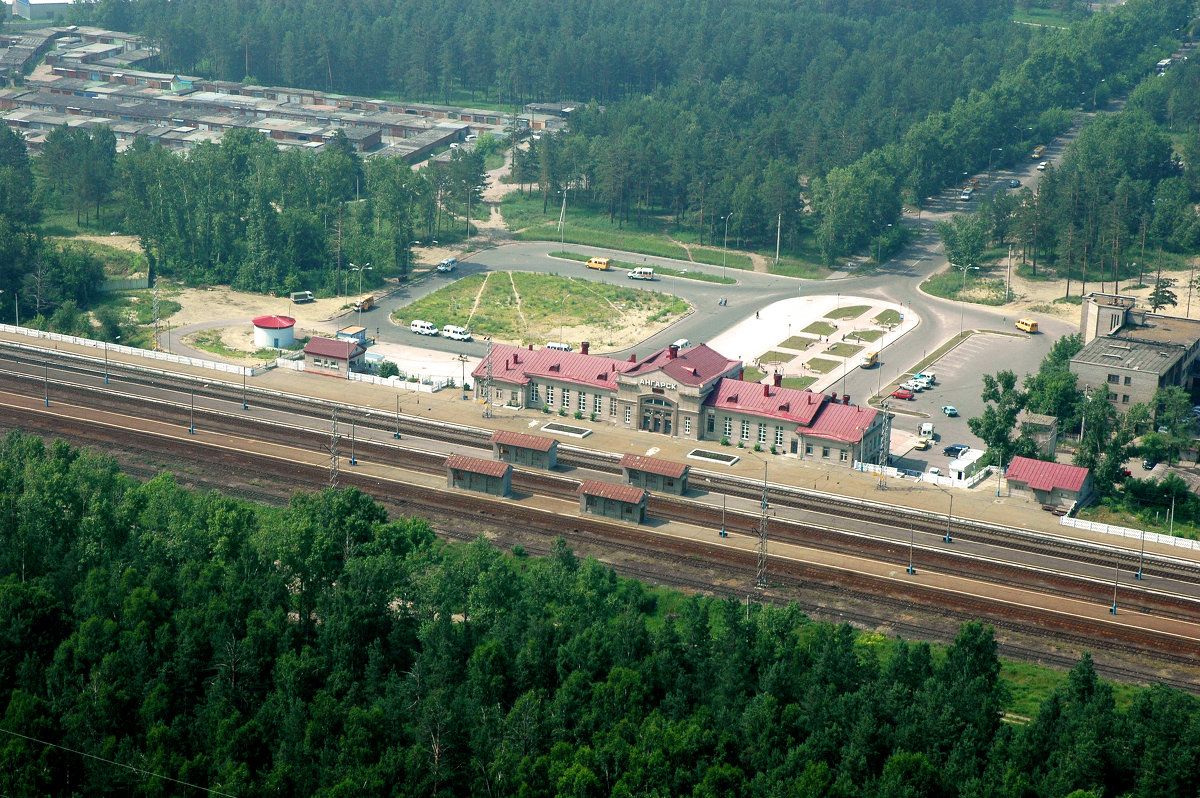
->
[[559, 408, 567, 416], [541, 405, 550, 414], [737, 441, 745, 448], [720, 437, 730, 446], [770, 445, 777, 455], [754, 443, 762, 452], [574, 410, 584, 419], [589, 412, 597, 421]]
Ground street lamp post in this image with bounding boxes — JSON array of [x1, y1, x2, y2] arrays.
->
[[558, 293, 570, 342], [189, 390, 195, 434], [958, 265, 979, 336], [350, 263, 372, 326], [558, 188, 569, 249], [722, 214, 730, 281], [988, 147, 1003, 173], [944, 492, 953, 543], [242, 366, 248, 410], [457, 353, 469, 400], [104, 335, 119, 384]]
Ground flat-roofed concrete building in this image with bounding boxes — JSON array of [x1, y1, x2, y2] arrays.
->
[[1070, 293, 1200, 411]]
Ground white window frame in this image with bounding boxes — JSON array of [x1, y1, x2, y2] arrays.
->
[[561, 388, 570, 408], [758, 424, 767, 444], [740, 420, 750, 440], [545, 386, 554, 406], [624, 407, 632, 424], [683, 417, 691, 436], [723, 417, 733, 437], [775, 426, 784, 446]]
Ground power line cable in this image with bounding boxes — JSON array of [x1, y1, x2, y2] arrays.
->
[[0, 727, 236, 797]]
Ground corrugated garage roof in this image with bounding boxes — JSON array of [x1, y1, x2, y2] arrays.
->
[[577, 480, 646, 504], [445, 454, 510, 479], [1005, 456, 1089, 493], [492, 429, 556, 452], [620, 453, 688, 479]]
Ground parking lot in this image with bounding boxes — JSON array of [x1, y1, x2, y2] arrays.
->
[[888, 331, 1048, 473]]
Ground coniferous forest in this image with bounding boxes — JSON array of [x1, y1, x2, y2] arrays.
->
[[2, 430, 1200, 796]]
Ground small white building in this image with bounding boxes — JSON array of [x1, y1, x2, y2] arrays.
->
[[948, 448, 986, 482], [252, 315, 295, 348]]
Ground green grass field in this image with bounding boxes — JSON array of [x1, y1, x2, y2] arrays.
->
[[806, 358, 839, 374], [741, 366, 767, 382], [824, 342, 864, 358], [393, 272, 688, 345], [757, 350, 795, 365], [873, 309, 902, 325], [780, 376, 817, 390], [825, 304, 870, 320], [779, 336, 815, 350], [847, 329, 884, 343], [803, 321, 837, 336]]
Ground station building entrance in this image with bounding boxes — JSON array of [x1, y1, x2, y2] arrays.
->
[[640, 396, 675, 434]]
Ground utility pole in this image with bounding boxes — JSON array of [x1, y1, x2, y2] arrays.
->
[[756, 462, 769, 589], [483, 337, 493, 419], [152, 277, 161, 350], [775, 213, 781, 266], [328, 407, 340, 488]]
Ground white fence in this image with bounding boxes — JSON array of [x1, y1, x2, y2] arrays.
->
[[1060, 515, 1200, 551], [1, 324, 269, 376], [855, 461, 997, 490], [275, 356, 449, 393]]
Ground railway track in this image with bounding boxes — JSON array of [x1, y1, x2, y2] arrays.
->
[[8, 340, 1198, 587], [3, 392, 1199, 690], [4, 360, 1200, 618]]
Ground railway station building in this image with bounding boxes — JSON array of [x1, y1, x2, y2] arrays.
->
[[445, 454, 512, 497], [492, 429, 558, 469], [620, 453, 690, 495], [475, 343, 885, 467], [578, 480, 647, 524]]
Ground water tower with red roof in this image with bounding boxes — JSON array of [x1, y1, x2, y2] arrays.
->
[[252, 315, 296, 348]]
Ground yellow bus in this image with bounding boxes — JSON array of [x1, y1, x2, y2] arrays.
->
[[862, 350, 879, 368], [586, 256, 612, 271], [1015, 318, 1038, 333], [1031, 145, 1045, 160]]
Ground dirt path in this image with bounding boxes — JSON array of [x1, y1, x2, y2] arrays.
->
[[466, 272, 491, 326], [507, 272, 529, 333]]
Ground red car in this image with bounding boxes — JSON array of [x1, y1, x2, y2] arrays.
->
[[891, 389, 914, 400]]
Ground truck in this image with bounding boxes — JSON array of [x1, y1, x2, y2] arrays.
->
[[290, 290, 314, 303], [354, 294, 375, 311]]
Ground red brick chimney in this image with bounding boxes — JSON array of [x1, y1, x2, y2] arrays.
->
[[528, 344, 533, 350], [629, 353, 636, 362], [843, 393, 850, 405], [762, 383, 769, 397], [773, 373, 782, 387], [668, 344, 678, 359], [581, 341, 590, 355]]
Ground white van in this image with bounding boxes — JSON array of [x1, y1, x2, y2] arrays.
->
[[918, 422, 934, 438], [628, 267, 655, 280], [545, 341, 573, 352], [410, 320, 438, 336], [442, 324, 472, 341], [671, 338, 691, 349]]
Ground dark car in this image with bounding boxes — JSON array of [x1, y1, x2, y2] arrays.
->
[[891, 389, 915, 400], [1008, 179, 1020, 188], [943, 444, 969, 457], [1143, 458, 1157, 470]]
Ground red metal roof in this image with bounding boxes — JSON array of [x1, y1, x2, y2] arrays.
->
[[472, 344, 637, 389], [445, 454, 510, 479], [252, 314, 295, 329], [491, 429, 556, 452], [704, 379, 826, 425], [620, 453, 688, 479], [624, 343, 739, 387], [1005, 456, 1089, 493], [577, 479, 647, 504], [303, 336, 364, 360], [802, 400, 878, 443]]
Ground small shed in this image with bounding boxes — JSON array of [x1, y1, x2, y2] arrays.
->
[[948, 448, 986, 482], [1004, 456, 1094, 508], [620, 453, 689, 495], [492, 429, 558, 470], [337, 325, 368, 343], [252, 315, 296, 348], [303, 336, 366, 377], [445, 454, 512, 497], [578, 480, 647, 524], [1017, 409, 1059, 458]]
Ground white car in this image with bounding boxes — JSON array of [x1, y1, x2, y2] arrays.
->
[[900, 380, 925, 392]]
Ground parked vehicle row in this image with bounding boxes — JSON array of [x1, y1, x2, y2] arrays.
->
[[410, 320, 472, 340]]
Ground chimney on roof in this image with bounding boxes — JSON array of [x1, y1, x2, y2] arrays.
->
[[581, 341, 589, 355], [738, 367, 744, 381], [762, 383, 769, 397], [773, 372, 782, 387], [528, 344, 534, 350], [829, 392, 838, 402], [843, 393, 849, 405], [669, 344, 678, 359], [629, 353, 636, 362]]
